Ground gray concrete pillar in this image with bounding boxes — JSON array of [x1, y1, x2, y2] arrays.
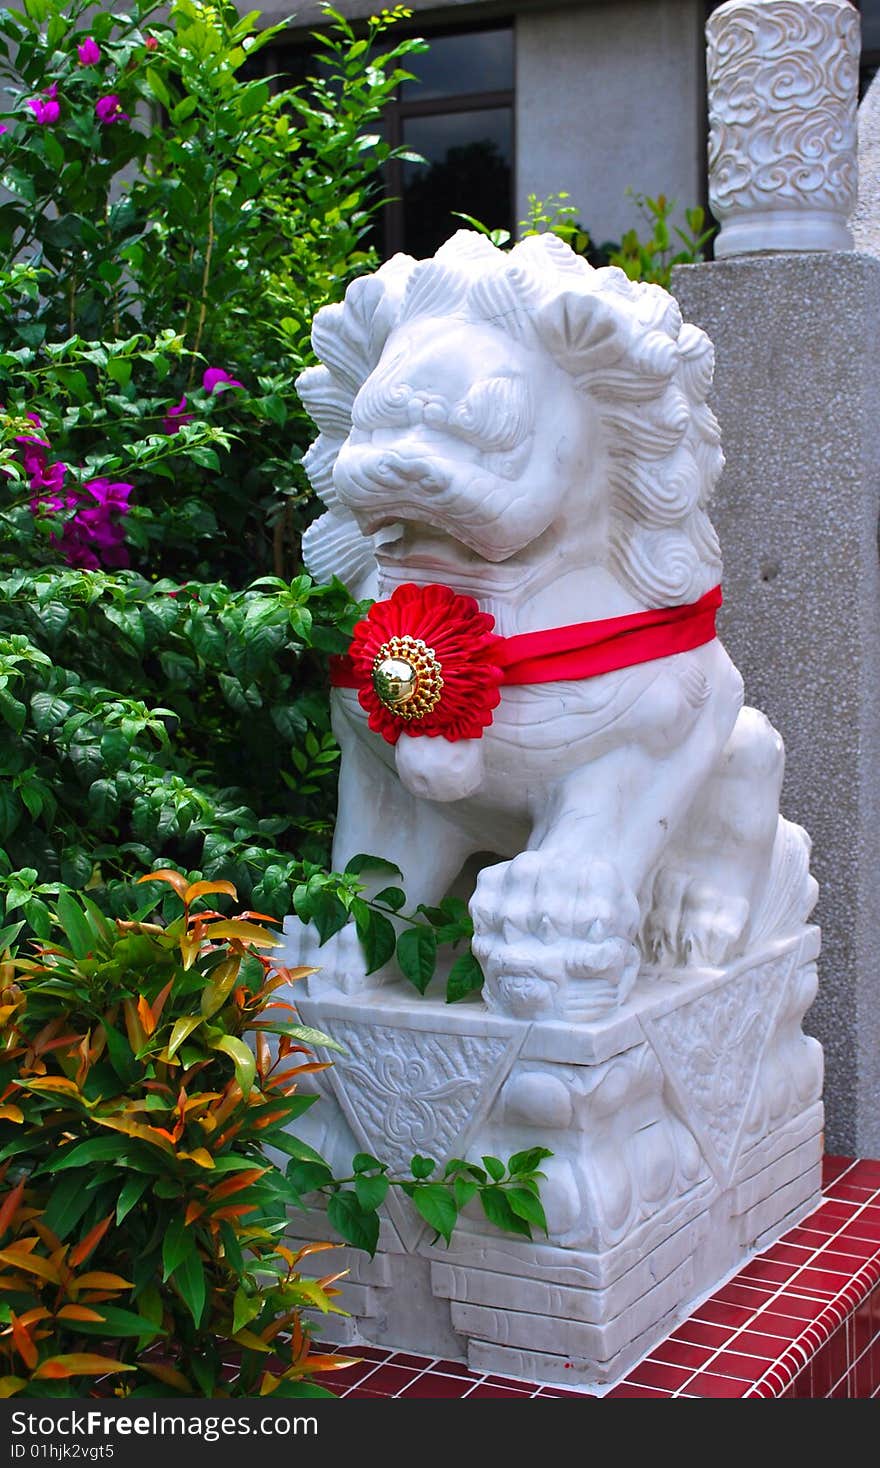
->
[[673, 251, 880, 1155]]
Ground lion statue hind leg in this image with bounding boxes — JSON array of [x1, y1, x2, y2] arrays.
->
[[643, 706, 817, 969]]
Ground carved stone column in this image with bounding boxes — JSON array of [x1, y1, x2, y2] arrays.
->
[[707, 0, 860, 256]]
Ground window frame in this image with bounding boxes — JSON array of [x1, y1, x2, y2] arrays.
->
[[256, 16, 516, 260], [380, 19, 515, 257]]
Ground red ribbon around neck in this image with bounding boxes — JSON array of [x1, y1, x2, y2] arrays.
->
[[331, 582, 722, 744], [494, 584, 722, 686]]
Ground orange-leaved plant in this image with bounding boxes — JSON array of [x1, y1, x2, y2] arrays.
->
[[0, 871, 353, 1399]]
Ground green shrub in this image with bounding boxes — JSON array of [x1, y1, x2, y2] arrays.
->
[[0, 875, 550, 1396], [0, 2, 424, 917]]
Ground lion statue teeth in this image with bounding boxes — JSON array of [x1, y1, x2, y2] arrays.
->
[[293, 230, 817, 1020]]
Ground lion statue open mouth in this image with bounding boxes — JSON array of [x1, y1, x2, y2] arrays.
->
[[292, 229, 816, 1020]]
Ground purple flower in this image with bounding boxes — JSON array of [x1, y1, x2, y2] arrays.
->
[[30, 486, 76, 518], [202, 366, 243, 395], [162, 395, 194, 435], [96, 94, 129, 126], [59, 533, 101, 571], [14, 417, 50, 484], [27, 84, 60, 126], [77, 37, 101, 66], [84, 476, 133, 511], [0, 125, 7, 135], [31, 459, 68, 495]]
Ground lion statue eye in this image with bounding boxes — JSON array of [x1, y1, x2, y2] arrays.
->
[[449, 375, 534, 452], [351, 371, 414, 430]]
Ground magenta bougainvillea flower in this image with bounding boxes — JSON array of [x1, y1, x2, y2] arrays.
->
[[145, 35, 158, 51], [162, 396, 194, 435], [32, 477, 133, 571], [95, 94, 129, 125], [16, 413, 133, 570], [77, 37, 101, 65], [0, 125, 7, 135], [202, 366, 243, 395], [27, 84, 60, 125]]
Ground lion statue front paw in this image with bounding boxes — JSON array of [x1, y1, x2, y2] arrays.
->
[[471, 851, 641, 1020]]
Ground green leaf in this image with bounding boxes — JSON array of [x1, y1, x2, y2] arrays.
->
[[171, 95, 199, 124], [446, 951, 484, 1003], [116, 1175, 151, 1224], [99, 729, 131, 771], [60, 848, 93, 890], [106, 357, 132, 389], [75, 1306, 165, 1340], [200, 959, 242, 1019], [352, 1153, 386, 1174], [162, 1216, 195, 1281], [409, 1155, 436, 1180], [504, 1187, 548, 1232], [103, 606, 145, 654], [0, 787, 21, 844], [308, 889, 349, 945], [327, 1190, 379, 1255], [208, 1033, 256, 1095], [0, 920, 23, 952], [24, 898, 51, 940], [395, 925, 437, 994], [373, 886, 405, 912], [354, 1174, 389, 1212], [479, 1187, 532, 1239], [145, 67, 171, 108], [232, 1287, 261, 1335], [453, 1177, 478, 1209], [482, 1155, 505, 1183], [287, 1160, 334, 1195], [19, 784, 42, 821], [47, 1137, 125, 1172], [507, 1147, 553, 1176], [187, 446, 221, 471], [166, 1016, 203, 1059], [250, 1021, 344, 1054], [41, 1172, 95, 1239], [88, 780, 119, 825], [410, 1184, 458, 1244], [103, 1024, 139, 1087], [172, 1249, 206, 1327], [219, 1222, 243, 1274], [55, 891, 95, 959], [0, 688, 25, 734], [352, 901, 396, 975], [344, 853, 401, 877]]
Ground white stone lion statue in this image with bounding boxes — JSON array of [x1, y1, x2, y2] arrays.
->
[[291, 229, 816, 1020]]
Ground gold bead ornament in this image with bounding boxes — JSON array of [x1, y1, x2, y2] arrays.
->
[[371, 635, 444, 720]]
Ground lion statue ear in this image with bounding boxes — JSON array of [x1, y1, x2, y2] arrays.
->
[[296, 253, 417, 597]]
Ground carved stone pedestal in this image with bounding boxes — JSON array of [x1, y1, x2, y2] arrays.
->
[[280, 925, 823, 1388]]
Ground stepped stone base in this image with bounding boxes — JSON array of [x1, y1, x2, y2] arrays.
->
[[279, 923, 823, 1387]]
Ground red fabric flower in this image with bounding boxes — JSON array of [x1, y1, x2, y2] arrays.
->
[[343, 583, 503, 744]]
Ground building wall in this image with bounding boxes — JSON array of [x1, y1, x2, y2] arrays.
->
[[258, 0, 709, 249], [516, 0, 706, 245]]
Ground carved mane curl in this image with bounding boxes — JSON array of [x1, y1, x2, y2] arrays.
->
[[296, 230, 723, 606]]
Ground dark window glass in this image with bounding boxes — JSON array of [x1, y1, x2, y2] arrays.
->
[[401, 110, 513, 258], [260, 23, 515, 259], [861, 0, 880, 52], [400, 28, 514, 101]]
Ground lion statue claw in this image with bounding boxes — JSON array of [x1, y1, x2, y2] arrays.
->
[[290, 230, 817, 1020], [471, 851, 641, 1020]]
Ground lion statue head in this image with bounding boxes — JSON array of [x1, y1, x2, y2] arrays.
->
[[296, 229, 723, 611]]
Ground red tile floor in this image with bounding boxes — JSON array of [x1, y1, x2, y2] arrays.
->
[[322, 1156, 880, 1398]]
